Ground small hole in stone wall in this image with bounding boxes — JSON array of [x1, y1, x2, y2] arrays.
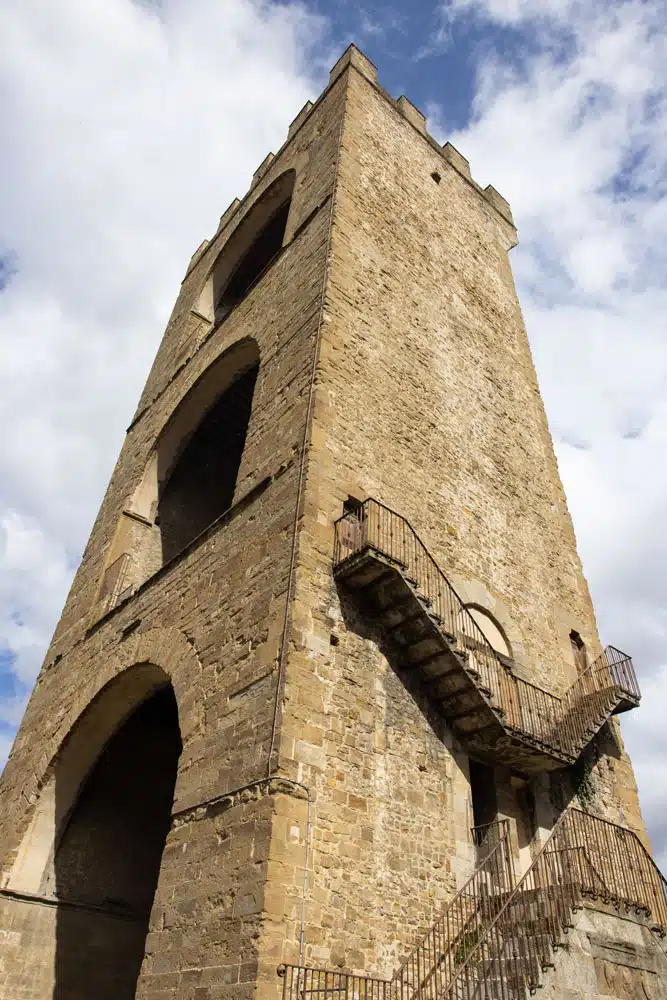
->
[[431, 171, 442, 184], [330, 634, 340, 647]]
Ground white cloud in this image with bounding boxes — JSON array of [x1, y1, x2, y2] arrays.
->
[[441, 0, 667, 858], [0, 0, 328, 767]]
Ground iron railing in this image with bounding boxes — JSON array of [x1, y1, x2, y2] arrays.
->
[[392, 821, 513, 1000], [444, 808, 667, 998], [333, 499, 640, 761], [279, 809, 667, 1000], [334, 500, 517, 734]]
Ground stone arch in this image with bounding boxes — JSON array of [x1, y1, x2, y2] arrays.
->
[[451, 574, 527, 667], [464, 604, 513, 659], [97, 337, 260, 606], [197, 169, 296, 324], [4, 627, 202, 1000], [8, 626, 202, 895]]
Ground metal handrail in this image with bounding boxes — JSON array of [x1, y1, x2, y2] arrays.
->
[[333, 499, 640, 760], [279, 809, 667, 1000], [443, 807, 667, 997], [334, 500, 519, 734], [392, 821, 513, 1000]]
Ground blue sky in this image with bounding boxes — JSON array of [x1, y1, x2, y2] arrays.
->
[[1, 0, 667, 866]]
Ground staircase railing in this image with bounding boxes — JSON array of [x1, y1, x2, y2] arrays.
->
[[443, 808, 667, 998], [333, 499, 640, 761], [279, 821, 515, 1000], [279, 809, 667, 1000], [393, 821, 514, 1000]]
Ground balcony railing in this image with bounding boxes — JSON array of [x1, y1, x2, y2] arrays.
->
[[333, 499, 640, 762]]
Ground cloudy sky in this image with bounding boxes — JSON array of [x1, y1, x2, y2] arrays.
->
[[1, 0, 666, 865]]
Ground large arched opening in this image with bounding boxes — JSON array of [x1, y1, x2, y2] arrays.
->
[[51, 683, 181, 1000], [196, 169, 296, 325], [96, 338, 261, 609], [156, 355, 259, 562], [8, 663, 183, 1000]]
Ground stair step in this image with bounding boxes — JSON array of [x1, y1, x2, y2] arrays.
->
[[426, 676, 469, 699], [449, 704, 494, 725], [377, 594, 416, 615], [414, 657, 456, 680], [386, 611, 425, 631]]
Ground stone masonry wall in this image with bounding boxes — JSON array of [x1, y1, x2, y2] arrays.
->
[[542, 903, 667, 1000], [270, 53, 648, 982]]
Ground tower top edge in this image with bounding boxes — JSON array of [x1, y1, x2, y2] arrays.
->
[[185, 43, 515, 281]]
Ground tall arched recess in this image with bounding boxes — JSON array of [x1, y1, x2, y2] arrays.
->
[[198, 170, 296, 325], [6, 662, 183, 1000], [156, 338, 260, 562], [50, 684, 182, 1000]]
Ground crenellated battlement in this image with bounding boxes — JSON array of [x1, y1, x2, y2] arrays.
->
[[327, 45, 514, 226], [195, 43, 514, 277]]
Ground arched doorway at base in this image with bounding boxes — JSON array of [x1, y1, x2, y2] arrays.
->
[[50, 683, 181, 1000]]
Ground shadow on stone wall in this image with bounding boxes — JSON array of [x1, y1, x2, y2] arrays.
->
[[336, 586, 450, 748]]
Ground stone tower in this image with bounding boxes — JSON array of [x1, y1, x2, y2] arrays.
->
[[1, 44, 665, 1000]]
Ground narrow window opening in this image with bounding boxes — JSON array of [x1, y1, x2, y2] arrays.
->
[[470, 759, 497, 831], [343, 495, 363, 515], [470, 759, 499, 864], [570, 630, 588, 675]]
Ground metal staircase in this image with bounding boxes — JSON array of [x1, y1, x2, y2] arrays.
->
[[333, 499, 641, 773], [279, 809, 667, 1000]]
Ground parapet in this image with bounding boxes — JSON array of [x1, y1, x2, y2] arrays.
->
[[397, 96, 426, 134], [329, 45, 378, 87], [288, 101, 314, 140], [218, 198, 241, 234], [325, 46, 514, 230], [283, 43, 514, 230], [189, 43, 515, 274], [251, 153, 275, 189]]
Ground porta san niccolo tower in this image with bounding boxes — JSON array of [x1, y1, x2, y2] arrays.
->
[[2, 44, 667, 1000]]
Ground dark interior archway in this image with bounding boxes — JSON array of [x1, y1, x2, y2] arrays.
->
[[157, 361, 259, 562], [53, 685, 181, 1000], [209, 169, 295, 324], [215, 199, 291, 321]]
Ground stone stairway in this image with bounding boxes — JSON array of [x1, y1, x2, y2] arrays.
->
[[355, 560, 512, 752], [333, 498, 641, 773]]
